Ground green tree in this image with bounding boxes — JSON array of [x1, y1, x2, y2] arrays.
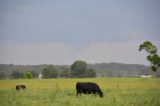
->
[[139, 41, 160, 76], [70, 60, 97, 78], [23, 71, 32, 79], [11, 71, 23, 79], [60, 68, 70, 78], [85, 68, 96, 78], [42, 65, 58, 78], [71, 60, 91, 78]]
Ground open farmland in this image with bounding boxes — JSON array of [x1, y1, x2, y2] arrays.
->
[[0, 78, 160, 106]]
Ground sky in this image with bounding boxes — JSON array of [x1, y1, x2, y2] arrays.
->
[[0, 0, 160, 65]]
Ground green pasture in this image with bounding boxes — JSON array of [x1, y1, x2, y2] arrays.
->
[[0, 78, 160, 106]]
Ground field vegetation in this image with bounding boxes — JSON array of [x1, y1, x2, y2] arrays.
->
[[0, 78, 160, 106]]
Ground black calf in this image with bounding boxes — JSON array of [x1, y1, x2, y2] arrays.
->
[[16, 85, 26, 90]]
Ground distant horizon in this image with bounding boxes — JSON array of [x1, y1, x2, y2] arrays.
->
[[0, 61, 150, 66]]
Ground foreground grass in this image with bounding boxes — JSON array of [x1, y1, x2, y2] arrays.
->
[[0, 78, 160, 106]]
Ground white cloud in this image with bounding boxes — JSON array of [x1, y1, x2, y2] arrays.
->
[[0, 41, 159, 65]]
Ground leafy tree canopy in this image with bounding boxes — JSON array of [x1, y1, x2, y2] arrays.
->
[[139, 41, 157, 54], [70, 60, 96, 78], [42, 65, 58, 78], [139, 41, 160, 76], [23, 71, 32, 79]]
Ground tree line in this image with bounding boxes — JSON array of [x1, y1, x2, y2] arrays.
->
[[0, 60, 96, 79], [0, 41, 160, 79]]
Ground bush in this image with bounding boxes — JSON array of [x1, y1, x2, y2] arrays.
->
[[23, 71, 32, 79]]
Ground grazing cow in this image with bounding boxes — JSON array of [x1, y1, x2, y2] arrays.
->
[[16, 85, 26, 90], [76, 82, 103, 98]]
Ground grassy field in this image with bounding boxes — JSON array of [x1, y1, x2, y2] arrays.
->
[[0, 77, 160, 106]]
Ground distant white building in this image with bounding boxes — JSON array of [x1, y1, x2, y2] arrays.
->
[[39, 73, 42, 79], [140, 75, 152, 78]]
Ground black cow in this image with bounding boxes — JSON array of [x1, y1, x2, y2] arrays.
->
[[76, 82, 103, 98], [16, 85, 26, 90]]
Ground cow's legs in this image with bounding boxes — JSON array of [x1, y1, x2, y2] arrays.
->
[[76, 91, 82, 97], [76, 91, 78, 97]]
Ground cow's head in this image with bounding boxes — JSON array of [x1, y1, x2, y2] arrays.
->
[[99, 92, 104, 98]]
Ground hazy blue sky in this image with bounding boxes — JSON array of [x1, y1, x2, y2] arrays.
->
[[0, 0, 160, 65]]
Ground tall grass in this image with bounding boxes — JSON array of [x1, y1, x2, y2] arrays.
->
[[0, 78, 160, 106]]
